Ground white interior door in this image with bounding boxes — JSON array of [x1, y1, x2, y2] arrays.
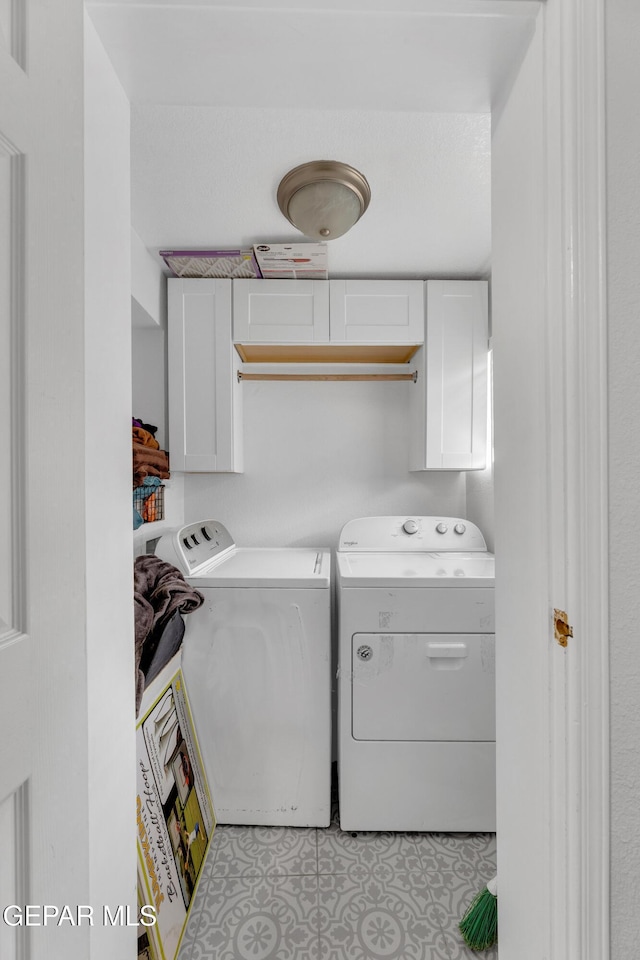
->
[[0, 4, 93, 958], [493, 3, 609, 958]]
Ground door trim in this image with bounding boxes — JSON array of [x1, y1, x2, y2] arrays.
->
[[543, 1, 609, 956]]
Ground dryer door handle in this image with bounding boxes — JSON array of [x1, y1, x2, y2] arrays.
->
[[425, 642, 468, 658]]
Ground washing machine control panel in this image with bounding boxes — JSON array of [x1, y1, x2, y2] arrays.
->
[[338, 516, 488, 553], [155, 519, 236, 575]]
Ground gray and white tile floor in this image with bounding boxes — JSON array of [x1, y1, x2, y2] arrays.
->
[[177, 802, 497, 960]]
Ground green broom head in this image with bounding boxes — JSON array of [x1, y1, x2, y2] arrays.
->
[[458, 875, 498, 951]]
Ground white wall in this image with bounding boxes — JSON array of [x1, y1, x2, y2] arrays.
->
[[605, 2, 640, 955], [131, 106, 491, 280], [131, 226, 166, 327], [491, 17, 550, 955], [84, 13, 136, 957], [184, 379, 466, 549], [132, 326, 167, 449], [465, 351, 494, 552], [465, 449, 494, 551]]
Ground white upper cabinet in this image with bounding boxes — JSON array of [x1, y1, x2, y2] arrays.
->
[[168, 278, 243, 473], [232, 279, 424, 345], [329, 280, 424, 343], [410, 280, 489, 471], [167, 277, 487, 474], [233, 279, 330, 343]]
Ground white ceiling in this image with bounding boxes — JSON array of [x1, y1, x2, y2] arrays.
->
[[88, 0, 538, 113], [88, 0, 540, 277]]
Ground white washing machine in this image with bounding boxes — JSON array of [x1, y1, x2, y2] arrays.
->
[[337, 516, 495, 832], [156, 519, 331, 827]]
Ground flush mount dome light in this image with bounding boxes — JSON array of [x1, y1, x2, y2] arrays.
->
[[277, 160, 371, 241]]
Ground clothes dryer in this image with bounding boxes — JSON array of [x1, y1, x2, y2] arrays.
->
[[337, 516, 495, 832], [156, 520, 331, 827]]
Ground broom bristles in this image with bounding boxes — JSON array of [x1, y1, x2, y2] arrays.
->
[[458, 883, 498, 951]]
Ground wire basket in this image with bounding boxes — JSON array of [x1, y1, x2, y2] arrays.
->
[[133, 484, 165, 523]]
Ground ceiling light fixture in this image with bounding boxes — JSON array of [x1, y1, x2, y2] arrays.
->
[[277, 160, 371, 241]]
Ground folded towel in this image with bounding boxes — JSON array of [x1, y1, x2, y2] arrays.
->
[[133, 425, 160, 449], [133, 442, 170, 489]]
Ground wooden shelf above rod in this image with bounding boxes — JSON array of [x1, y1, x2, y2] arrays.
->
[[237, 371, 418, 383]]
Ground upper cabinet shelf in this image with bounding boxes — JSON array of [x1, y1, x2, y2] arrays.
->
[[233, 279, 424, 363]]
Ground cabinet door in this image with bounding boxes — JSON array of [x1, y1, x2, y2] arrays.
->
[[233, 279, 330, 343], [329, 280, 424, 343], [168, 279, 243, 472], [410, 280, 488, 471]]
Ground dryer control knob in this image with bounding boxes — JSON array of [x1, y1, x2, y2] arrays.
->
[[454, 523, 466, 535], [403, 519, 419, 535], [435, 523, 448, 534]]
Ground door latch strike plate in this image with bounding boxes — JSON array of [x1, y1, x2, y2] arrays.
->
[[554, 608, 573, 647]]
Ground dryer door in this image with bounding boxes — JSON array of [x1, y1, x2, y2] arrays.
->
[[351, 633, 495, 741]]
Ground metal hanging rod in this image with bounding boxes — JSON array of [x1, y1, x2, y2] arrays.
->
[[237, 371, 418, 383]]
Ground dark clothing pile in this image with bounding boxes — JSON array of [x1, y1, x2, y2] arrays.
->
[[134, 554, 204, 714]]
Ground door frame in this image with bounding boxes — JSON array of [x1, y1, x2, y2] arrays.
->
[[86, 0, 612, 953], [494, 1, 609, 956], [81, 0, 611, 953], [546, 1, 609, 956]]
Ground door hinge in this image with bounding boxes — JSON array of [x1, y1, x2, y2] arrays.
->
[[554, 608, 574, 647]]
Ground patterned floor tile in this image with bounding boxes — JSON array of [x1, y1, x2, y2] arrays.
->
[[429, 832, 497, 855], [316, 873, 449, 960], [203, 823, 318, 878], [175, 876, 208, 960], [437, 928, 498, 960], [179, 818, 498, 959], [190, 874, 320, 960], [317, 825, 423, 877], [417, 833, 497, 918]]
